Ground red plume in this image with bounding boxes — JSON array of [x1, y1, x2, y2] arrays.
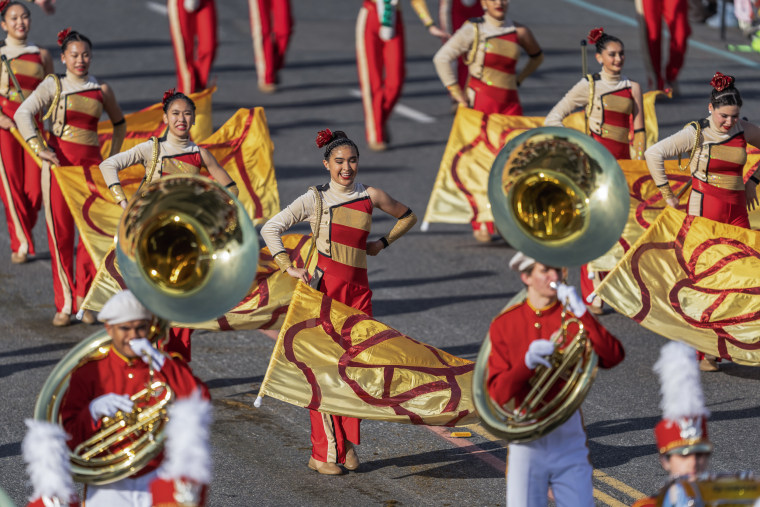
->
[[57, 28, 72, 47], [587, 27, 604, 45], [315, 129, 334, 148], [0, 1, 11, 13], [710, 72, 734, 92], [162, 88, 176, 105]]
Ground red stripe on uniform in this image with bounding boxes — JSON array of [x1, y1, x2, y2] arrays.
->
[[340, 197, 373, 213], [603, 110, 630, 129], [330, 222, 370, 250], [317, 254, 368, 286], [483, 52, 516, 73]]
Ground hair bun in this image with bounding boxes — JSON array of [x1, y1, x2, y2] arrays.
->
[[57, 27, 72, 47], [315, 128, 334, 148], [162, 88, 176, 105], [587, 27, 604, 44], [710, 72, 734, 92]]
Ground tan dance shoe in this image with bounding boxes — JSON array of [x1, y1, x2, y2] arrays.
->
[[699, 356, 719, 372], [308, 457, 343, 475], [79, 310, 96, 325], [258, 82, 277, 94], [368, 141, 388, 152], [52, 312, 71, 327], [344, 444, 360, 471], [10, 251, 27, 264], [473, 224, 492, 243]]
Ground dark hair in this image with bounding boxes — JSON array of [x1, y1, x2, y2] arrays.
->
[[322, 131, 359, 161], [595, 33, 623, 54], [162, 90, 196, 113], [1, 1, 30, 20], [710, 79, 742, 109], [59, 30, 92, 53]]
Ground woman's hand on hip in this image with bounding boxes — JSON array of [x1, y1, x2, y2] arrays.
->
[[366, 240, 384, 256], [286, 266, 309, 284]]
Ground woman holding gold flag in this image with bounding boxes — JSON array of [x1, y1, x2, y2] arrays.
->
[[0, 0, 53, 265], [261, 129, 417, 475], [14, 28, 125, 327]]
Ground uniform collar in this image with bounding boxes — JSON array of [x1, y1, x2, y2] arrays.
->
[[64, 70, 90, 86], [599, 69, 621, 83], [329, 179, 356, 195], [4, 36, 25, 47], [110, 345, 138, 366], [525, 299, 560, 315], [165, 131, 191, 149]]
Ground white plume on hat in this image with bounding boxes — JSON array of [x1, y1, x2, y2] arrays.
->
[[159, 390, 213, 484], [22, 419, 75, 501], [653, 341, 709, 420], [97, 290, 152, 324], [509, 252, 536, 272]]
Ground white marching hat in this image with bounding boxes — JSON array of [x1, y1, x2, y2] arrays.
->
[[98, 290, 153, 324], [509, 252, 537, 272]]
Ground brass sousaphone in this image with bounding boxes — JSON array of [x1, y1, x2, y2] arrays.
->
[[34, 175, 259, 484], [472, 127, 630, 442]]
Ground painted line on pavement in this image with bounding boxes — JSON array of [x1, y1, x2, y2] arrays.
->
[[146, 1, 168, 16], [348, 89, 436, 124]]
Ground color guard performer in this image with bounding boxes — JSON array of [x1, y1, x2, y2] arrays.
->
[[545, 28, 645, 313], [59, 290, 209, 507], [356, 0, 446, 151], [632, 341, 712, 507], [437, 0, 483, 91], [487, 252, 624, 506], [99, 89, 238, 361], [636, 0, 690, 94], [645, 72, 760, 371], [167, 0, 217, 94], [261, 129, 417, 474], [0, 0, 52, 264], [15, 28, 125, 327], [248, 0, 292, 94]]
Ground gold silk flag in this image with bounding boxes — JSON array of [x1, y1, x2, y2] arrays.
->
[[596, 207, 760, 365], [98, 86, 216, 156], [83, 234, 313, 331], [55, 107, 280, 266], [258, 283, 478, 426]]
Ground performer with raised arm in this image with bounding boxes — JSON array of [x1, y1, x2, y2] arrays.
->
[[356, 0, 447, 151], [260, 129, 417, 474], [0, 0, 52, 265], [487, 252, 624, 506], [248, 0, 292, 94], [99, 88, 237, 361], [167, 0, 217, 94], [645, 72, 760, 371], [59, 290, 209, 506], [14, 29, 125, 327]]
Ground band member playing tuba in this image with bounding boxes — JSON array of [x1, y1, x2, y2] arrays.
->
[[487, 252, 624, 506], [59, 290, 209, 507]]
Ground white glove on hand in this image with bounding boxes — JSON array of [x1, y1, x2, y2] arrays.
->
[[556, 283, 587, 317], [128, 338, 166, 371], [524, 339, 555, 370], [184, 0, 200, 12], [89, 393, 133, 422]]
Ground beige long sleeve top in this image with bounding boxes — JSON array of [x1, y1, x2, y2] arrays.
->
[[0, 38, 42, 100]]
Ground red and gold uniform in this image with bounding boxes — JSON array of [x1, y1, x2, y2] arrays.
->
[[248, 0, 292, 90], [438, 0, 483, 89], [261, 180, 379, 465], [487, 300, 624, 506], [15, 72, 107, 316], [356, 0, 435, 148], [646, 117, 760, 228], [0, 38, 44, 260], [636, 0, 690, 91], [167, 0, 217, 94]]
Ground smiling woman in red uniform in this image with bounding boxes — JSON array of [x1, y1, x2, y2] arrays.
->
[[261, 129, 417, 474], [15, 29, 125, 327], [0, 0, 52, 265]]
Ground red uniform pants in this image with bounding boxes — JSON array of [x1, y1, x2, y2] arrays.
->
[[692, 181, 750, 229], [640, 0, 691, 89], [249, 0, 293, 86], [0, 125, 40, 256], [356, 1, 405, 145], [168, 0, 218, 94]]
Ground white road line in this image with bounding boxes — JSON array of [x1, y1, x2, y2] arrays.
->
[[349, 88, 436, 124], [146, 1, 168, 16], [563, 0, 760, 69]]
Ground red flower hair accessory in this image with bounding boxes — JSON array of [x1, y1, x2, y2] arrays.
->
[[162, 88, 176, 105], [315, 129, 333, 148], [57, 28, 72, 47], [587, 27, 604, 44], [0, 1, 11, 12], [710, 72, 734, 92]]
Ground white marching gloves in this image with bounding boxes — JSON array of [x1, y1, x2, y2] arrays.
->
[[556, 283, 587, 317], [89, 393, 133, 422], [524, 339, 555, 370], [184, 0, 200, 12], [128, 338, 166, 371]]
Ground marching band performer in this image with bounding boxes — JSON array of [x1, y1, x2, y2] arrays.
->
[[487, 252, 624, 506], [632, 341, 712, 507], [437, 0, 483, 91], [637, 0, 690, 94], [645, 72, 760, 371], [14, 28, 125, 327], [167, 0, 217, 94], [356, 0, 447, 151], [248, 0, 292, 94], [0, 0, 52, 265], [261, 129, 417, 475], [433, 0, 542, 242], [545, 27, 645, 313], [59, 290, 209, 507], [99, 88, 238, 361]]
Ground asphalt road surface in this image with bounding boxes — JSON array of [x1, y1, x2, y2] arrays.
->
[[2, 0, 760, 505]]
